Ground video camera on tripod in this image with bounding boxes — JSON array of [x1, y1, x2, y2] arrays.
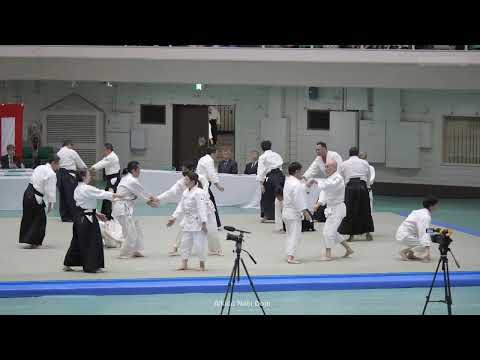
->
[[224, 226, 251, 243], [426, 228, 453, 249]]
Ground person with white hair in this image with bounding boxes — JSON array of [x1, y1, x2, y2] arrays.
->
[[314, 160, 354, 260]]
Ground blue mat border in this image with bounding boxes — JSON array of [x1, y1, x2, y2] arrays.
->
[[1, 271, 479, 298]]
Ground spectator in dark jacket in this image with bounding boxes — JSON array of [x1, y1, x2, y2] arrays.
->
[[218, 147, 238, 174], [244, 150, 259, 175]]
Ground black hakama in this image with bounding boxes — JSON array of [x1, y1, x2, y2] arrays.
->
[[338, 178, 374, 235], [260, 168, 285, 221], [19, 184, 47, 246], [208, 182, 221, 228], [101, 172, 121, 220], [57, 168, 78, 222], [64, 208, 104, 273]]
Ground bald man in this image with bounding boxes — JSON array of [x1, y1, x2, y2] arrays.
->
[[314, 160, 354, 260]]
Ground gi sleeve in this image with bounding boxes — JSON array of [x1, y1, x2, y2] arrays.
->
[[157, 179, 184, 203], [87, 185, 114, 201], [303, 158, 322, 180], [417, 215, 432, 247], [256, 155, 267, 182], [74, 151, 87, 169], [45, 174, 57, 204]]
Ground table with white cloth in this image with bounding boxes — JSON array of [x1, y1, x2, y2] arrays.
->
[[0, 170, 34, 211], [0, 169, 323, 211], [140, 170, 321, 210]]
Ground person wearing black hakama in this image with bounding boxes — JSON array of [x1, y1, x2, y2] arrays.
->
[[63, 170, 117, 273], [90, 143, 121, 220], [56, 140, 87, 222], [337, 147, 374, 241], [19, 158, 60, 248], [257, 140, 284, 222], [196, 147, 224, 228]]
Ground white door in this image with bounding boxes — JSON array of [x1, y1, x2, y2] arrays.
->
[[329, 111, 358, 160]]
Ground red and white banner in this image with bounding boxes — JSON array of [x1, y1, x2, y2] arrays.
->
[[0, 104, 23, 158]]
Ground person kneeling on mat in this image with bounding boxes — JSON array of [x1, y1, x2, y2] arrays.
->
[[395, 197, 438, 262]]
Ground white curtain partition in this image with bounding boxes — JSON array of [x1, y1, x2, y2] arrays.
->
[[1, 117, 15, 156]]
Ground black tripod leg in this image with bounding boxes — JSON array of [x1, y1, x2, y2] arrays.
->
[[240, 258, 266, 315], [220, 260, 237, 315], [443, 259, 453, 315], [227, 259, 239, 315], [422, 257, 442, 315]]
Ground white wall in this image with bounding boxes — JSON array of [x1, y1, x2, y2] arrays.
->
[[2, 81, 480, 187], [0, 81, 269, 170]]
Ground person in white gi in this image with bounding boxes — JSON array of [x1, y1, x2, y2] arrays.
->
[[90, 142, 121, 220], [359, 152, 375, 212], [63, 169, 123, 273], [302, 142, 343, 222], [314, 160, 354, 261], [303, 142, 343, 181], [257, 140, 284, 222], [282, 162, 314, 264], [19, 156, 60, 248], [112, 161, 158, 259], [167, 172, 209, 271], [156, 161, 222, 256], [395, 197, 438, 262], [196, 146, 224, 228], [57, 140, 87, 222], [337, 147, 374, 241]]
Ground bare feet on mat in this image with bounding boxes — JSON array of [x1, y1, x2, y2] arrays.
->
[[169, 248, 179, 256], [366, 233, 373, 241], [118, 255, 130, 259], [287, 256, 301, 264], [133, 251, 144, 257], [63, 266, 74, 272], [318, 256, 334, 261], [177, 266, 188, 271], [343, 248, 354, 258], [346, 235, 354, 242], [95, 268, 106, 273], [421, 256, 432, 263]]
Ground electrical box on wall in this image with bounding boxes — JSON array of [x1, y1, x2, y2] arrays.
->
[[131, 127, 147, 151], [419, 122, 433, 149]]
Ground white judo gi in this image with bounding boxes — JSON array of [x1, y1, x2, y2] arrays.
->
[[367, 164, 375, 212], [282, 176, 309, 257], [303, 150, 343, 220], [112, 173, 151, 257], [316, 172, 347, 249], [156, 174, 221, 253], [171, 185, 209, 261], [395, 208, 432, 255]]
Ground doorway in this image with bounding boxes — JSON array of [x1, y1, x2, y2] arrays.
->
[[172, 105, 209, 170]]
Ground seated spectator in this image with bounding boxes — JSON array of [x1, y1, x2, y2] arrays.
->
[[217, 146, 238, 174], [244, 150, 259, 175], [1, 144, 24, 169]]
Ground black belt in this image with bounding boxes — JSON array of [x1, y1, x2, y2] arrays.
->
[[348, 178, 366, 184], [78, 208, 96, 216], [29, 183, 44, 197], [106, 172, 120, 180], [267, 168, 282, 176], [61, 168, 77, 175]]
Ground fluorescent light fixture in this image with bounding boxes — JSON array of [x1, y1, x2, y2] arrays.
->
[[195, 83, 203, 91]]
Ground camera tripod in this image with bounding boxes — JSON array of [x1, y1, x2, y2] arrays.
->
[[220, 231, 266, 315], [422, 245, 460, 315]]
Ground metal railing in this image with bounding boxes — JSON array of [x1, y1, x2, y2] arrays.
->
[[121, 45, 480, 51]]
